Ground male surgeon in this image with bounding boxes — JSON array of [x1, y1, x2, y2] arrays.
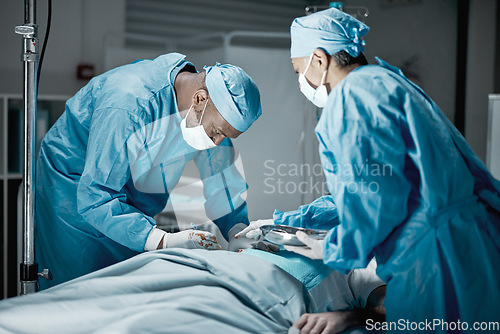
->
[[238, 8, 500, 333], [36, 53, 261, 289]]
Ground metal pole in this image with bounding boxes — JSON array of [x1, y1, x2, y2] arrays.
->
[[16, 0, 39, 295]]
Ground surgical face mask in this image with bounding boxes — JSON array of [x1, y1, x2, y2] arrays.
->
[[180, 99, 216, 150], [298, 55, 329, 108]]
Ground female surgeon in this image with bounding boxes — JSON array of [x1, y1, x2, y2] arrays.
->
[[36, 53, 261, 289], [238, 8, 500, 332]]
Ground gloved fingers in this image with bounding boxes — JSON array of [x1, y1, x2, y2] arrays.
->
[[198, 240, 222, 250], [192, 231, 218, 242], [289, 232, 324, 259], [228, 223, 249, 239], [228, 235, 255, 252], [189, 231, 222, 250], [295, 231, 317, 247], [245, 229, 263, 239], [283, 245, 312, 257], [234, 219, 273, 239], [234, 224, 257, 239]]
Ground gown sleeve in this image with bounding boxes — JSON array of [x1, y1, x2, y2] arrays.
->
[[320, 74, 413, 273], [273, 195, 339, 230], [77, 107, 156, 252], [194, 138, 249, 239]]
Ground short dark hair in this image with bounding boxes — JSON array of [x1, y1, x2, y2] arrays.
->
[[331, 50, 368, 68]]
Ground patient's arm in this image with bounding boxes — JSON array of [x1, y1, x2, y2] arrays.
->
[[292, 285, 386, 334]]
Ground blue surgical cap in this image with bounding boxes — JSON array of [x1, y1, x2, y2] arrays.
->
[[204, 63, 262, 133], [290, 8, 369, 59]]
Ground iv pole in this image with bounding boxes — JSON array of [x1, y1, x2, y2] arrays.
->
[[15, 0, 51, 295]]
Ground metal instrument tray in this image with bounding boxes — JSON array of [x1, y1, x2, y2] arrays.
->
[[260, 224, 329, 247]]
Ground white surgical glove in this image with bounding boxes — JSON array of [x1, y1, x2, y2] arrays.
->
[[234, 219, 274, 239], [227, 223, 255, 252], [144, 227, 222, 251], [284, 231, 324, 260], [166, 230, 222, 250]]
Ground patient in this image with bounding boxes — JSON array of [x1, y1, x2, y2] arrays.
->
[[242, 248, 386, 334], [0, 247, 385, 334]]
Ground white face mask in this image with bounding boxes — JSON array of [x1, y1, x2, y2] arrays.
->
[[180, 99, 217, 150], [298, 54, 329, 108]]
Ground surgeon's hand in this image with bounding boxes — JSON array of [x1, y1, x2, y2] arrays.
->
[[234, 219, 274, 239], [284, 231, 324, 259], [228, 223, 255, 252], [164, 230, 222, 250], [291, 311, 351, 334]]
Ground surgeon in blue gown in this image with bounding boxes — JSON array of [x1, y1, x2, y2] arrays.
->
[[36, 53, 262, 289], [238, 8, 500, 332]]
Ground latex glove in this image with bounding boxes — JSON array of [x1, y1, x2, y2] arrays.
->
[[284, 231, 324, 259], [228, 223, 255, 252], [234, 219, 274, 239], [165, 230, 222, 250]]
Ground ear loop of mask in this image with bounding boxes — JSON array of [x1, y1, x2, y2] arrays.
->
[[186, 93, 209, 126], [199, 98, 209, 125], [303, 53, 314, 76], [303, 54, 327, 88], [319, 70, 327, 87]]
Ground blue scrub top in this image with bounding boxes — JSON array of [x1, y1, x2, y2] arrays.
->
[[280, 58, 500, 327], [35, 53, 249, 289]]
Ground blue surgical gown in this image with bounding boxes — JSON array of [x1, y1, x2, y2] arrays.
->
[[273, 195, 339, 230], [283, 58, 500, 328], [35, 53, 249, 289]]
